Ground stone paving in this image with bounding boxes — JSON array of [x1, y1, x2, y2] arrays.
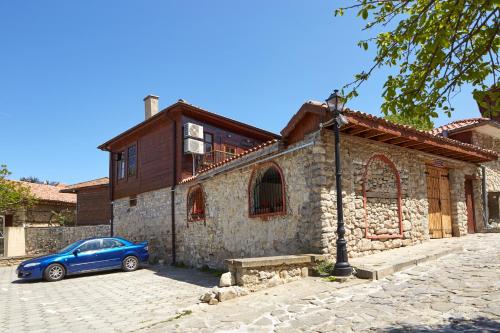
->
[[152, 233, 500, 332], [0, 265, 218, 332], [0, 234, 498, 332]]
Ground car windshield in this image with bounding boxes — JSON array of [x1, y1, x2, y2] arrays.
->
[[58, 240, 85, 253]]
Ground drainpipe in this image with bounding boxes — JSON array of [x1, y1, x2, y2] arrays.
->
[[170, 119, 177, 265], [109, 151, 114, 237], [482, 166, 489, 228]]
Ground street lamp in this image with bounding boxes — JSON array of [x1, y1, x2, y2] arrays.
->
[[325, 89, 353, 277]]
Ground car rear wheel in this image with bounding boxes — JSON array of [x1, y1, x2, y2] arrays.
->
[[44, 264, 65, 282], [122, 256, 139, 272]]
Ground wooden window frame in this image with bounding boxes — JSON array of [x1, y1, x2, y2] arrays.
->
[[248, 162, 286, 219], [127, 143, 138, 178], [187, 184, 206, 222], [116, 151, 126, 182]]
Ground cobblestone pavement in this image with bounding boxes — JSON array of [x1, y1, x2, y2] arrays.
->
[[153, 233, 500, 332], [0, 265, 218, 333]]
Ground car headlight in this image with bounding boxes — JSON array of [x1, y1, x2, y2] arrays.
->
[[24, 262, 41, 268]]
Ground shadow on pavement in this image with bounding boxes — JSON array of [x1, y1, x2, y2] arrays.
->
[[148, 265, 219, 288], [379, 317, 500, 332]]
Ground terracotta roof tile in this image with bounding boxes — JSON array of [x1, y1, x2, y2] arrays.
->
[[11, 181, 77, 204], [429, 118, 491, 135], [179, 139, 279, 184], [60, 177, 109, 193]]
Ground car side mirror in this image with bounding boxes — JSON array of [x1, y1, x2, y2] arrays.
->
[[73, 249, 80, 256]]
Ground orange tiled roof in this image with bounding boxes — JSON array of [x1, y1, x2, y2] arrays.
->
[[429, 118, 491, 136], [60, 177, 109, 193], [11, 181, 77, 204], [179, 139, 279, 184]]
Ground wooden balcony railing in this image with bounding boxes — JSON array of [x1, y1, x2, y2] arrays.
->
[[200, 150, 238, 168]]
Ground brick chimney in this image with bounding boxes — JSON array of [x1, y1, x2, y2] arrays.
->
[[144, 95, 159, 119]]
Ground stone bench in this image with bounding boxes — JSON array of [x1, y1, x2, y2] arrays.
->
[[224, 254, 325, 292]]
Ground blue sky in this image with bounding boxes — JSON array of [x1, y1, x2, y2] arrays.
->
[[0, 1, 483, 184]]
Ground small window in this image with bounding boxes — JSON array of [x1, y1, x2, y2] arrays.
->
[[102, 239, 124, 249], [249, 164, 285, 217], [488, 192, 500, 221], [129, 195, 137, 207], [187, 185, 205, 221], [117, 152, 126, 180], [4, 214, 13, 227], [128, 145, 137, 177], [79, 239, 102, 252], [204, 133, 213, 153]]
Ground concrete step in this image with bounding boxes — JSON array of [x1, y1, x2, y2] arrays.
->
[[350, 239, 463, 280]]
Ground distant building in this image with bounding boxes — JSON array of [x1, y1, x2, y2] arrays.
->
[[60, 177, 111, 226], [4, 181, 76, 228]]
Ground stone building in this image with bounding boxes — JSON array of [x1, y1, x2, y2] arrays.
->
[[102, 98, 498, 268], [3, 181, 76, 228], [1, 181, 76, 257]]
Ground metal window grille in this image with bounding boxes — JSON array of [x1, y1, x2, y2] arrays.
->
[[252, 167, 284, 215], [188, 186, 205, 221]]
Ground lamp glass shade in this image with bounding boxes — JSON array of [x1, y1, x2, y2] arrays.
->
[[325, 90, 346, 112]]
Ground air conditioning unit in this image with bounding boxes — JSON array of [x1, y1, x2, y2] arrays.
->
[[184, 123, 204, 139], [184, 138, 205, 155]]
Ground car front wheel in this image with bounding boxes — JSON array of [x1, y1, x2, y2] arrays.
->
[[122, 256, 139, 272], [44, 264, 66, 282]]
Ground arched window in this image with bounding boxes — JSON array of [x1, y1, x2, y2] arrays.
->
[[187, 185, 205, 222], [249, 163, 285, 217]]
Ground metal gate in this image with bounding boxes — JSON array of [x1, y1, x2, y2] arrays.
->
[[0, 215, 4, 257]]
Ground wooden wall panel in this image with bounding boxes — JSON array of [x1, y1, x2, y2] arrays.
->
[[77, 187, 111, 226]]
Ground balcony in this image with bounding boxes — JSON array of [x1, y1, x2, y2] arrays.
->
[[199, 149, 237, 169]]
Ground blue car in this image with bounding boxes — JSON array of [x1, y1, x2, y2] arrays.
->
[[16, 237, 149, 282]]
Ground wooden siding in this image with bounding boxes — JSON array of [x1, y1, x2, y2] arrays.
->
[[111, 116, 176, 199], [76, 186, 111, 226], [108, 107, 275, 199]]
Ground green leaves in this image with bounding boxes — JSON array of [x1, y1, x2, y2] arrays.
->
[[337, 0, 500, 123], [0, 165, 37, 214]]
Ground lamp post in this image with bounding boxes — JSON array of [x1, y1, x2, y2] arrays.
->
[[325, 89, 352, 277]]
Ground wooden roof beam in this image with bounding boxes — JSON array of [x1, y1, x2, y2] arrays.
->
[[373, 134, 397, 142], [346, 127, 371, 136]]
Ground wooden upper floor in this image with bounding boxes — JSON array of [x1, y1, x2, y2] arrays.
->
[[98, 98, 279, 199]]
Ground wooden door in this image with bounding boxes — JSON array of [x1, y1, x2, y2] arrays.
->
[[426, 166, 453, 238], [465, 179, 476, 234], [426, 167, 443, 238]]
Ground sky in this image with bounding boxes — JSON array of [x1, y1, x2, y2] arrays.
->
[[0, 1, 485, 184]]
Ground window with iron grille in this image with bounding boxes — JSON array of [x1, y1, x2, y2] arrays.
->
[[187, 185, 205, 221], [249, 164, 285, 217]]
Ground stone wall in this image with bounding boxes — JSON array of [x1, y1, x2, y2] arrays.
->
[[113, 188, 172, 262], [317, 131, 481, 258], [169, 129, 484, 268], [175, 139, 319, 269], [25, 225, 110, 255], [472, 132, 500, 226], [11, 202, 76, 227]]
